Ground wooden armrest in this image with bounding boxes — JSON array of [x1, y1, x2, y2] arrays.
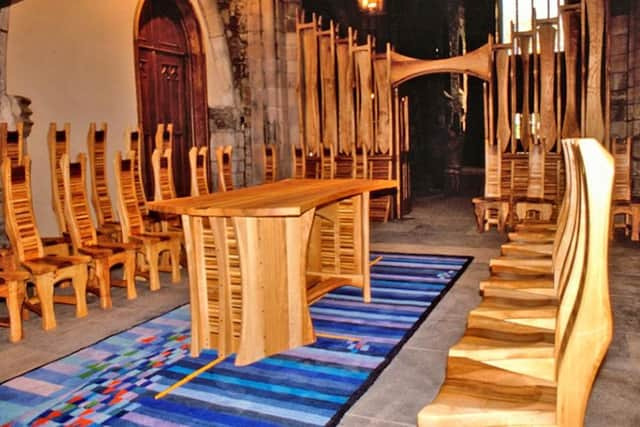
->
[[95, 239, 140, 251]]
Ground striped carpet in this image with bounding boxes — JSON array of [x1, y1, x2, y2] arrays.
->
[[0, 252, 471, 426]]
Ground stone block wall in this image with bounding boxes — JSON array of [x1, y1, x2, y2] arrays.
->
[[608, 0, 640, 196]]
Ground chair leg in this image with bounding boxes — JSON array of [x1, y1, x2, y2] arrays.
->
[[35, 274, 56, 330], [96, 260, 112, 310], [124, 251, 137, 300], [170, 243, 181, 284], [71, 266, 89, 318], [7, 280, 25, 342], [146, 247, 161, 291]]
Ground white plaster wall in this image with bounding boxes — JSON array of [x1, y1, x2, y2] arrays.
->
[[6, 0, 234, 235], [6, 0, 140, 235]]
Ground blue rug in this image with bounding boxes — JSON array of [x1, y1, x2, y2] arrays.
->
[[0, 252, 471, 426]]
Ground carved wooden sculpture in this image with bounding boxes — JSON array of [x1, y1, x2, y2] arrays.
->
[[318, 19, 337, 151], [336, 30, 356, 155], [561, 7, 581, 138], [519, 35, 533, 150], [296, 11, 320, 156], [3, 156, 90, 331], [61, 153, 137, 309], [418, 139, 613, 427], [538, 22, 557, 152], [494, 47, 511, 153], [352, 35, 374, 153], [585, 0, 605, 143]]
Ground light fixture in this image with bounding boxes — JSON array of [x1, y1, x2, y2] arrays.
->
[[359, 0, 385, 15]]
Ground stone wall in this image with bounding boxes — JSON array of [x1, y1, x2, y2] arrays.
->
[[609, 0, 640, 196]]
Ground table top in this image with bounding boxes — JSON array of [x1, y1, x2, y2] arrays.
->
[[148, 179, 396, 217]]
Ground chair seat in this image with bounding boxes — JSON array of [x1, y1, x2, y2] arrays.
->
[[22, 255, 91, 275]]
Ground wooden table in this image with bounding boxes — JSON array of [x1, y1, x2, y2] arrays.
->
[[149, 178, 396, 366]]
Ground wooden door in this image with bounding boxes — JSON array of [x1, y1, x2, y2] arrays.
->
[[135, 0, 208, 197]]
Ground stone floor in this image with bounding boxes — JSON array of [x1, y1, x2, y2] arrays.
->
[[0, 195, 639, 426]]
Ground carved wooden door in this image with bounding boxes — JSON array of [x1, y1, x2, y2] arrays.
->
[[136, 0, 205, 197]]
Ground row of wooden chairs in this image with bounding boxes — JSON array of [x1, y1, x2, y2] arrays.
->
[[418, 138, 613, 426], [290, 143, 394, 221]]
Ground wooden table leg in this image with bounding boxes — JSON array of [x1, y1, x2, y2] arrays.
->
[[182, 215, 204, 357], [233, 209, 316, 366], [360, 192, 371, 303]]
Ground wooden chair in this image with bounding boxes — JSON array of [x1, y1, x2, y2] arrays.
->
[[189, 146, 210, 196], [472, 143, 510, 232], [418, 138, 614, 427], [61, 153, 137, 309], [369, 154, 394, 222], [354, 145, 368, 179], [334, 149, 356, 178], [114, 151, 181, 291], [0, 122, 25, 166], [320, 145, 335, 179], [291, 144, 306, 178], [263, 144, 277, 183], [215, 145, 233, 191], [609, 136, 634, 238], [2, 156, 90, 331], [87, 122, 121, 240], [155, 123, 173, 151], [514, 141, 554, 223], [125, 126, 149, 216], [48, 122, 71, 235], [0, 252, 29, 342]]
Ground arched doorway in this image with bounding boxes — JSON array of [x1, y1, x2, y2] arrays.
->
[[135, 0, 208, 197]]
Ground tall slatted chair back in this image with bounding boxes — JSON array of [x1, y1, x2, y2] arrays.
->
[[3, 156, 44, 261], [61, 153, 98, 248], [556, 139, 614, 426], [125, 126, 149, 215], [152, 148, 176, 200], [114, 151, 145, 238], [48, 122, 71, 233], [215, 145, 233, 191], [155, 123, 173, 152], [354, 145, 368, 179], [291, 144, 306, 179], [612, 136, 631, 202], [189, 146, 210, 196], [320, 144, 334, 179], [0, 122, 25, 166], [87, 122, 117, 227], [263, 144, 277, 182]]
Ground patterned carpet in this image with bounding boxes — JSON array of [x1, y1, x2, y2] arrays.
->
[[0, 252, 471, 426]]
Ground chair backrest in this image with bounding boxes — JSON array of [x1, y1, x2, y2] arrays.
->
[[114, 151, 145, 239], [0, 122, 25, 166], [155, 123, 173, 152], [320, 145, 335, 179], [48, 122, 71, 233], [2, 156, 44, 261], [484, 143, 501, 198], [291, 144, 306, 179], [526, 141, 545, 199], [189, 146, 210, 196], [215, 145, 233, 191], [556, 138, 614, 426], [263, 144, 277, 183], [87, 122, 117, 226], [61, 153, 98, 249], [152, 148, 176, 200], [125, 126, 149, 215], [611, 136, 631, 202], [354, 145, 368, 179]]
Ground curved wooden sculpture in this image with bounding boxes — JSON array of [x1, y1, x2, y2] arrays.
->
[[561, 8, 581, 138], [585, 0, 605, 143], [538, 23, 557, 152], [390, 39, 492, 87]]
